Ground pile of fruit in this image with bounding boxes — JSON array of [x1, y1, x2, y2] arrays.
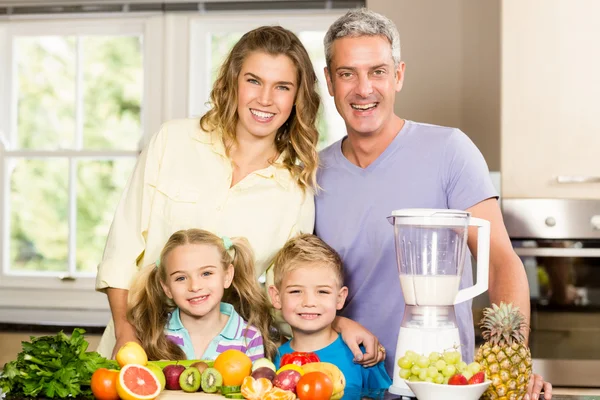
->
[[240, 353, 345, 400], [397, 349, 485, 386]]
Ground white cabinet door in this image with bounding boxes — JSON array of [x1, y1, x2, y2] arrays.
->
[[501, 0, 600, 199]]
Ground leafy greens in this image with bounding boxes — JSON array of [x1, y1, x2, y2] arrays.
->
[[0, 328, 117, 399]]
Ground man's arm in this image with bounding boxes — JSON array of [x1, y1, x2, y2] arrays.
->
[[466, 198, 531, 340]]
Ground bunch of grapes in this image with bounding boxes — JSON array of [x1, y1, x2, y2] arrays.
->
[[397, 350, 482, 384]]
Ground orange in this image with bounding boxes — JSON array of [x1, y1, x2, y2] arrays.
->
[[213, 349, 252, 387], [116, 364, 162, 400], [241, 376, 273, 400], [116, 342, 148, 368], [90, 368, 119, 400], [263, 387, 296, 400]]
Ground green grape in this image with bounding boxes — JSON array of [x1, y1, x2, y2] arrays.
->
[[463, 370, 473, 380], [398, 356, 413, 369], [434, 373, 445, 384], [416, 356, 430, 368], [408, 375, 420, 382], [468, 361, 481, 374], [426, 366, 438, 378], [442, 350, 461, 365], [457, 361, 468, 372], [399, 368, 411, 379], [434, 359, 447, 371], [411, 365, 421, 375], [428, 351, 441, 362], [442, 364, 457, 377], [443, 376, 450, 384], [418, 369, 428, 381], [424, 377, 433, 383], [405, 350, 418, 362]]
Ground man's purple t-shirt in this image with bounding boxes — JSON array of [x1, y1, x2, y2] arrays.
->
[[315, 120, 498, 375]]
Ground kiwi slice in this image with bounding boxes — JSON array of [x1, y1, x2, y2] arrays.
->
[[201, 367, 223, 393], [224, 394, 245, 399], [179, 367, 201, 393], [221, 385, 242, 395]]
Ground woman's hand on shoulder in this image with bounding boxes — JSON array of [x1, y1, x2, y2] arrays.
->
[[333, 316, 385, 367]]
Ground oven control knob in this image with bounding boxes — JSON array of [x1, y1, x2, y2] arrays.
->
[[591, 215, 600, 230], [545, 217, 556, 227]]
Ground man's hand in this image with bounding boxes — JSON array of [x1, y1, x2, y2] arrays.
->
[[525, 374, 552, 400], [333, 316, 385, 367]]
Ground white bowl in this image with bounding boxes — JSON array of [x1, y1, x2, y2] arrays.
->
[[404, 380, 492, 400]]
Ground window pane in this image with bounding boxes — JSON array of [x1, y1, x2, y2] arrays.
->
[[210, 33, 243, 83], [76, 158, 136, 273], [9, 159, 69, 273], [82, 36, 143, 150], [15, 36, 76, 149]]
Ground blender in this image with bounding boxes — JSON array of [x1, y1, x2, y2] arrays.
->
[[387, 209, 490, 396]]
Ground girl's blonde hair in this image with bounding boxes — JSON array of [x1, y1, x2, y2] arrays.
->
[[200, 25, 320, 191], [127, 229, 279, 361], [272, 234, 344, 289]]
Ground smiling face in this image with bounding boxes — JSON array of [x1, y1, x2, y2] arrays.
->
[[325, 35, 405, 139], [235, 51, 298, 142], [269, 263, 348, 336], [160, 243, 233, 319]]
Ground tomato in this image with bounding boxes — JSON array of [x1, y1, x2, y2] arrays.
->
[[280, 352, 320, 367], [296, 371, 333, 400], [90, 368, 119, 400]]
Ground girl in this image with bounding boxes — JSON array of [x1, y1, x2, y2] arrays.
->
[[96, 25, 319, 357], [127, 228, 277, 361]]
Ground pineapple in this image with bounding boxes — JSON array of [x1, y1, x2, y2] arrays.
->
[[475, 302, 532, 400]]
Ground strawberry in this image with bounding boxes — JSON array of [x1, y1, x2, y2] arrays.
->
[[447, 373, 468, 385], [468, 371, 485, 384]]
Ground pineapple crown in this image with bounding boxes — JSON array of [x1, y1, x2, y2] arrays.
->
[[479, 302, 528, 345]]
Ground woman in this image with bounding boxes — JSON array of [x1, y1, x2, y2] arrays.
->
[[96, 26, 383, 366]]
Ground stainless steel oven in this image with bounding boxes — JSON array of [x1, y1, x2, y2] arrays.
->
[[502, 198, 600, 387]]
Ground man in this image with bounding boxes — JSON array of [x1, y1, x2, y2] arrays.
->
[[315, 8, 552, 399]]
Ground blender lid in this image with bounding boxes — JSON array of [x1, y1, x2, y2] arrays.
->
[[388, 208, 471, 226]]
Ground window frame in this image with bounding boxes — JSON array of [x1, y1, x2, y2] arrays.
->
[[0, 15, 164, 317]]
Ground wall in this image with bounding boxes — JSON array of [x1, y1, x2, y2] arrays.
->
[[366, 0, 501, 171]]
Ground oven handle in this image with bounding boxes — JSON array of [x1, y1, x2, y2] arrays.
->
[[556, 175, 600, 184], [514, 247, 600, 258]]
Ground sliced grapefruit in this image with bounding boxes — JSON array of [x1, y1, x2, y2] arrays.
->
[[116, 364, 162, 400]]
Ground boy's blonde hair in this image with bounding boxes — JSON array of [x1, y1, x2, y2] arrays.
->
[[272, 234, 343, 289]]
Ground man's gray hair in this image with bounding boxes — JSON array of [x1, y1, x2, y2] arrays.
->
[[324, 8, 401, 70]]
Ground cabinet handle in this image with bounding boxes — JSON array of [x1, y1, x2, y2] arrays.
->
[[555, 176, 600, 184]]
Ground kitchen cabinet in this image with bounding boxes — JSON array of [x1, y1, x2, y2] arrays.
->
[[501, 0, 600, 199]]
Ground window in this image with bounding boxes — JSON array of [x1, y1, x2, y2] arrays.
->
[[188, 12, 346, 149], [0, 16, 163, 318]]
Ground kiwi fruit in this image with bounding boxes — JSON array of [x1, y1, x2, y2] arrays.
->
[[224, 394, 245, 399], [190, 361, 209, 374], [220, 385, 241, 395], [201, 367, 223, 393], [179, 367, 201, 393]]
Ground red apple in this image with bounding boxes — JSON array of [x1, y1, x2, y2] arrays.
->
[[468, 371, 485, 384], [163, 364, 186, 390], [448, 373, 468, 385], [273, 369, 301, 392]]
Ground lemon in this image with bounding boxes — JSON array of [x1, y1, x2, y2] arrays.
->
[[116, 342, 148, 368], [276, 363, 304, 376]]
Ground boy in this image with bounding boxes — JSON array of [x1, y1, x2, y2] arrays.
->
[[268, 234, 391, 391]]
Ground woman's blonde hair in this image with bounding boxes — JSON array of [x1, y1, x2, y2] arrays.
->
[[200, 25, 321, 191], [127, 229, 279, 361], [272, 234, 344, 289]]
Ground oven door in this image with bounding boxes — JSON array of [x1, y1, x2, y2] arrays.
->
[[504, 199, 600, 387]]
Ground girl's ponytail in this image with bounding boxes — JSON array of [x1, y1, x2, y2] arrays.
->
[[127, 262, 185, 360], [223, 237, 280, 360]]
